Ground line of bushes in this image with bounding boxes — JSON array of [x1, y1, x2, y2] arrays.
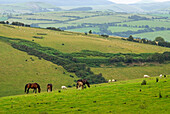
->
[[70, 50, 170, 66], [0, 36, 106, 84]]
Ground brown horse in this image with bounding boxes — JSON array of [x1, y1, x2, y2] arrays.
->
[[47, 84, 52, 92], [76, 79, 90, 89], [76, 81, 84, 89], [25, 83, 41, 94]]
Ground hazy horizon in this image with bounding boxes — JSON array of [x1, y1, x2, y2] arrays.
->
[[109, 0, 170, 4]]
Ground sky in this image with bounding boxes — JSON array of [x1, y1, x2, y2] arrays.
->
[[108, 0, 170, 4]]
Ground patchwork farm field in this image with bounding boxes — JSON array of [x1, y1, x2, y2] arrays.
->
[[119, 20, 170, 28], [0, 76, 169, 113], [133, 31, 170, 42], [2, 11, 170, 41]]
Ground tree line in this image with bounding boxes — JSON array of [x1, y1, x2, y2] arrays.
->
[[0, 36, 106, 84]]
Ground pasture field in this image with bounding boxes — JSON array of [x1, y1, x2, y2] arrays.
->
[[0, 24, 170, 54], [133, 31, 170, 42], [0, 24, 170, 98], [7, 18, 54, 25], [66, 27, 100, 33], [119, 20, 170, 28], [0, 76, 169, 113], [38, 23, 76, 28], [92, 63, 170, 81], [0, 41, 77, 97], [108, 26, 145, 33], [2, 11, 170, 41]]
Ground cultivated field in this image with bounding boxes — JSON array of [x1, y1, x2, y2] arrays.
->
[[2, 11, 169, 41]]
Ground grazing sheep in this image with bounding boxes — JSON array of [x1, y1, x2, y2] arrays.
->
[[144, 75, 150, 78], [61, 86, 67, 89], [160, 74, 163, 77], [108, 80, 111, 83], [112, 79, 117, 82]]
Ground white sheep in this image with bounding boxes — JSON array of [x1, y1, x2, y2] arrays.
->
[[112, 79, 116, 82], [144, 75, 150, 78], [61, 86, 67, 89]]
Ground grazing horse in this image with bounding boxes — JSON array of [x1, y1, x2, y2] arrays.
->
[[76, 81, 84, 89], [25, 83, 41, 94], [76, 79, 90, 89], [47, 84, 52, 92]]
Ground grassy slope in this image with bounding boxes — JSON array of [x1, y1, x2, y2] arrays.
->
[[0, 24, 170, 97], [0, 41, 77, 97], [92, 63, 170, 81], [0, 76, 169, 113], [0, 24, 170, 54]]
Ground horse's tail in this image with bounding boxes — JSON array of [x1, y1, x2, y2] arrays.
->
[[25, 84, 28, 93]]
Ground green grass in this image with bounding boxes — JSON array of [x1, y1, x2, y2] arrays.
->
[[108, 26, 145, 32], [68, 15, 130, 24], [120, 20, 170, 28], [0, 24, 169, 54], [0, 24, 170, 98], [133, 31, 170, 42], [0, 41, 77, 97], [92, 63, 170, 81], [66, 27, 100, 33], [0, 16, 8, 21], [0, 76, 169, 113]]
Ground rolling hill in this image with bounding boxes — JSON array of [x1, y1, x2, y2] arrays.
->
[[0, 24, 170, 98]]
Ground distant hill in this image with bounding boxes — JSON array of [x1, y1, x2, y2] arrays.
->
[[69, 7, 93, 11], [0, 2, 61, 13], [0, 0, 114, 6], [131, 1, 170, 11], [0, 0, 170, 13]]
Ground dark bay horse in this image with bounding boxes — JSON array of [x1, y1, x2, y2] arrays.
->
[[25, 83, 41, 94], [76, 79, 90, 89], [47, 84, 52, 92]]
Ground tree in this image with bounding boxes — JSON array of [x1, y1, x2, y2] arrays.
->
[[154, 37, 165, 42], [128, 35, 134, 41], [6, 21, 9, 24], [89, 30, 92, 34]]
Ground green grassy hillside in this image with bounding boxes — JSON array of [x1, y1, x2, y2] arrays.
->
[[92, 64, 170, 81], [0, 76, 169, 113], [0, 24, 170, 98], [0, 24, 169, 53], [0, 41, 77, 97]]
